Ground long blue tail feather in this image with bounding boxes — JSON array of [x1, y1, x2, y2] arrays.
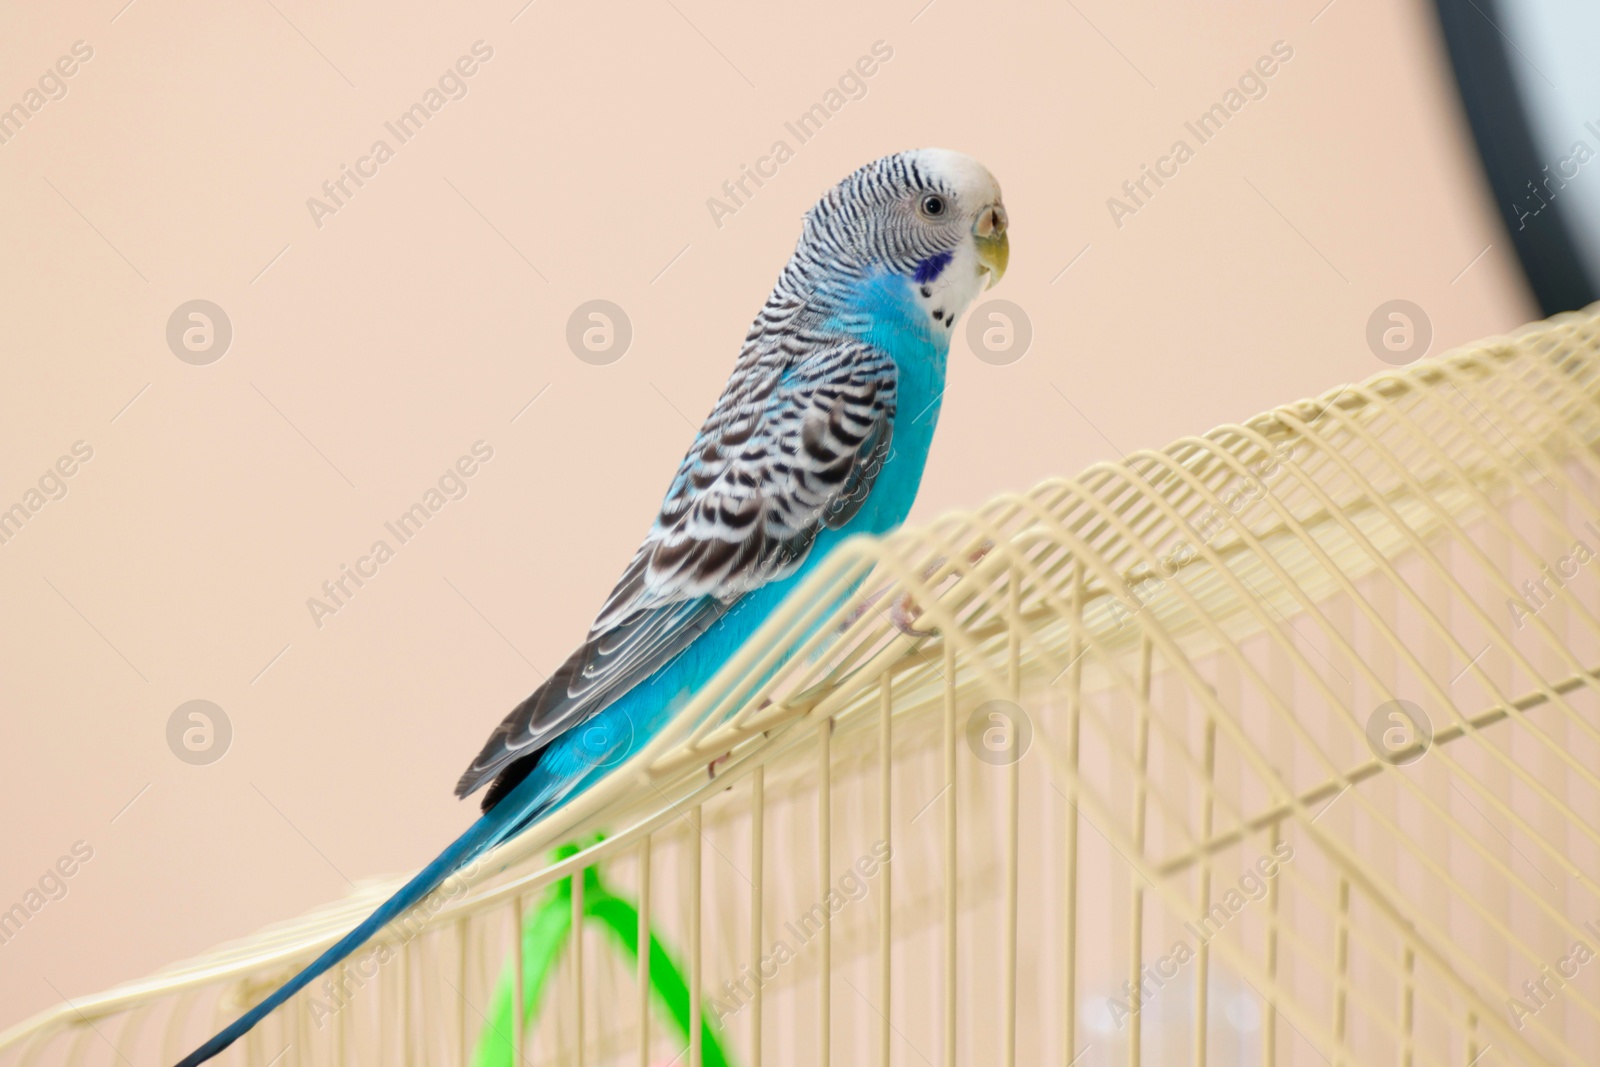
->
[[173, 779, 554, 1067], [174, 541, 857, 1065], [172, 642, 701, 1066]]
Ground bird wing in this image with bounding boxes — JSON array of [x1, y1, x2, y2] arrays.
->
[[455, 339, 898, 799]]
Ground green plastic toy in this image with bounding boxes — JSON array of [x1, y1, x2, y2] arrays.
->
[[472, 837, 735, 1067]]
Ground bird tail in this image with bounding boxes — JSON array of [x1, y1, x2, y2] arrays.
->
[[174, 799, 530, 1067]]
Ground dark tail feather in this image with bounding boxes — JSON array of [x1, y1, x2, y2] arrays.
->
[[174, 804, 519, 1066]]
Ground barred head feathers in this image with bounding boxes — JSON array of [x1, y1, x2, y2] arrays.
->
[[757, 148, 1008, 342]]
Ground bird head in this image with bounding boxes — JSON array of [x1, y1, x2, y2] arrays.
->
[[797, 148, 1008, 339]]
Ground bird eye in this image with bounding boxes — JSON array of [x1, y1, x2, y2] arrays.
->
[[919, 194, 947, 218]]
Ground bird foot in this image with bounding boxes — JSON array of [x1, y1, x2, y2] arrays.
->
[[840, 541, 993, 637], [890, 592, 937, 637], [838, 585, 892, 633]]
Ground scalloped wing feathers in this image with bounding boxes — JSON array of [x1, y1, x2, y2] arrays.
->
[[454, 339, 897, 800]]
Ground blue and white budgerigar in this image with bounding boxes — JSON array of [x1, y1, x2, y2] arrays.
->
[[177, 148, 1007, 1066]]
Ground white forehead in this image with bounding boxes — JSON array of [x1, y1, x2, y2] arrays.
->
[[905, 148, 1002, 205]]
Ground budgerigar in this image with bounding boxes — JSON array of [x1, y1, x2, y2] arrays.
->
[[177, 148, 1008, 1066]]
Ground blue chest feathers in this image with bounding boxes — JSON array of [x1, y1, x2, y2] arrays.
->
[[832, 270, 948, 536]]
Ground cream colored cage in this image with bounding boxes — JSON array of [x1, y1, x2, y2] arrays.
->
[[6, 305, 1600, 1067]]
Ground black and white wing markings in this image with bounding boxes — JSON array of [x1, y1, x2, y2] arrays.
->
[[596, 338, 897, 624], [455, 339, 898, 803], [455, 595, 726, 805]]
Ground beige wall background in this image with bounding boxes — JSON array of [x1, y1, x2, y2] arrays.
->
[[0, 0, 1534, 1027]]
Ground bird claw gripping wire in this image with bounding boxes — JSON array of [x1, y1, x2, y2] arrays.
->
[[843, 539, 995, 638]]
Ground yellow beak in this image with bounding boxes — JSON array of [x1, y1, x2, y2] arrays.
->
[[974, 202, 1009, 289]]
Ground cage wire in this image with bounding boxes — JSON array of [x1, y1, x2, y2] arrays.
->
[[6, 304, 1600, 1066]]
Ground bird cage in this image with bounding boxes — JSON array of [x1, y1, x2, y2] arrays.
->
[[6, 303, 1600, 1067]]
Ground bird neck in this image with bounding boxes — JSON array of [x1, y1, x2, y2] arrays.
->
[[822, 269, 950, 357]]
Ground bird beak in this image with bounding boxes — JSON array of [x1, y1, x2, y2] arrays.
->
[[973, 202, 1009, 289]]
